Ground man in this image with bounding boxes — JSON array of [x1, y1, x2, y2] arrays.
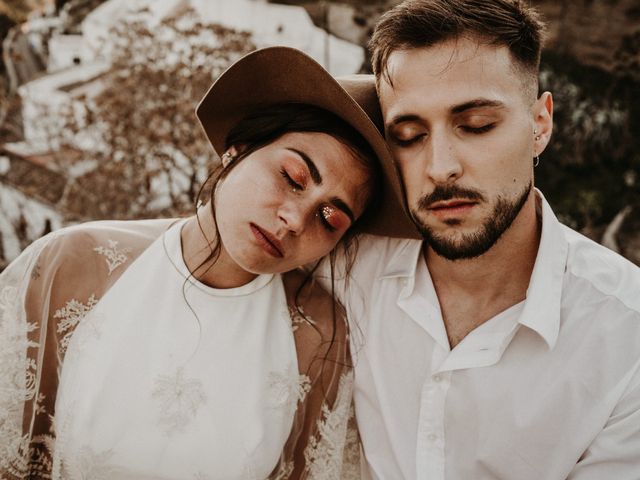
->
[[324, 1, 640, 478]]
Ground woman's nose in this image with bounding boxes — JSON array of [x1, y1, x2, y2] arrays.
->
[[278, 200, 307, 236]]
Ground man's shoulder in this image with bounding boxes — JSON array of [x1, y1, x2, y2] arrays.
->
[[562, 224, 640, 314]]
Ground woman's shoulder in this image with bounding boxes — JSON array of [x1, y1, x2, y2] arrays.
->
[[29, 217, 177, 269], [22, 218, 181, 308], [50, 217, 178, 251]]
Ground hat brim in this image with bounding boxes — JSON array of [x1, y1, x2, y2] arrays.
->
[[196, 46, 419, 239]]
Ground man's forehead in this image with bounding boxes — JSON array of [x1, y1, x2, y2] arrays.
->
[[379, 39, 525, 114], [385, 39, 516, 85]]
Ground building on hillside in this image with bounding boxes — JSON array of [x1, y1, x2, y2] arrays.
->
[[82, 0, 364, 75], [0, 146, 66, 267]]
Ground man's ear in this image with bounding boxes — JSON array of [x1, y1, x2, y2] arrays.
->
[[533, 92, 553, 157]]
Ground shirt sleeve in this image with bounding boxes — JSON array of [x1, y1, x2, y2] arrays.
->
[[567, 358, 640, 480]]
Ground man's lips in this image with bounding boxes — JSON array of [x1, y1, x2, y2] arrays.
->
[[250, 223, 284, 258], [427, 199, 478, 215]]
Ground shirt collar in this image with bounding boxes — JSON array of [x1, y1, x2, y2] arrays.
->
[[379, 237, 423, 281], [379, 189, 568, 350], [518, 190, 569, 349]]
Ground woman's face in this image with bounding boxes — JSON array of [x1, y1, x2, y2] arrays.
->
[[215, 131, 372, 274]]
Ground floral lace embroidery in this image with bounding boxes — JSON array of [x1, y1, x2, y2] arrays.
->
[[0, 285, 41, 476], [54, 295, 99, 354], [271, 460, 294, 480], [34, 392, 47, 415], [152, 367, 207, 435], [289, 305, 316, 331], [59, 446, 122, 480], [304, 372, 354, 479], [93, 240, 132, 275], [268, 367, 311, 410], [30, 260, 42, 280], [339, 404, 361, 480]]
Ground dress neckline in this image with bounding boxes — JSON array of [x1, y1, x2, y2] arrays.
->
[[162, 218, 275, 297]]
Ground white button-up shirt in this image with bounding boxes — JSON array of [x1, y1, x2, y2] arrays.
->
[[320, 193, 640, 479]]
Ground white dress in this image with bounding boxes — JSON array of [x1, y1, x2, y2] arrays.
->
[[0, 218, 360, 479]]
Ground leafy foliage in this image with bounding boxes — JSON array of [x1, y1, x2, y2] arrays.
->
[[536, 46, 640, 234], [56, 9, 255, 220]]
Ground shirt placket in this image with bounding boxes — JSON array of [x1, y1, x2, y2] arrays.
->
[[416, 347, 450, 479]]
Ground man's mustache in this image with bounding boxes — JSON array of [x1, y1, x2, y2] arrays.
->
[[417, 184, 485, 210]]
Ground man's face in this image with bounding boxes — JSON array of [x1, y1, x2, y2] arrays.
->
[[379, 37, 552, 260]]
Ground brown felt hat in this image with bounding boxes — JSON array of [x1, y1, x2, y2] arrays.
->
[[196, 46, 419, 239]]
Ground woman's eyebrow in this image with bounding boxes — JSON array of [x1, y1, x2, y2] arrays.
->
[[287, 148, 322, 185], [286, 148, 355, 223], [330, 197, 355, 224]]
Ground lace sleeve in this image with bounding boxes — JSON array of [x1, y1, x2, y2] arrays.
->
[[271, 271, 361, 480], [0, 219, 172, 479], [0, 234, 52, 478]]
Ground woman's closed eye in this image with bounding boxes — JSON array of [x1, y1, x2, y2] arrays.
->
[[318, 204, 350, 233], [280, 168, 304, 191]]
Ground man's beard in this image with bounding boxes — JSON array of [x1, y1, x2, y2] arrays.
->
[[411, 181, 532, 261]]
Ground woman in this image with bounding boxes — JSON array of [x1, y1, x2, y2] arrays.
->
[[0, 47, 415, 479]]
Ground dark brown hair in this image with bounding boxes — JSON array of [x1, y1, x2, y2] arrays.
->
[[370, 0, 546, 86]]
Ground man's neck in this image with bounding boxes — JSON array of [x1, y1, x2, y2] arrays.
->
[[424, 194, 542, 348]]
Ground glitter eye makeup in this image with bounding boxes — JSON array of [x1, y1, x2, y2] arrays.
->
[[320, 204, 350, 232]]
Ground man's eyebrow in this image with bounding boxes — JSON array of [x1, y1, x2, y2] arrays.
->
[[388, 114, 421, 127], [451, 99, 505, 115], [330, 197, 355, 224], [287, 148, 322, 185]]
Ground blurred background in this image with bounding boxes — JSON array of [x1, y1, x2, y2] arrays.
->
[[0, 0, 638, 270]]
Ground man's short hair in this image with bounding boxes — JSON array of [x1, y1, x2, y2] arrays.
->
[[370, 0, 546, 87]]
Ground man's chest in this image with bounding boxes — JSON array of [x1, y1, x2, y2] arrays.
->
[[353, 307, 615, 480]]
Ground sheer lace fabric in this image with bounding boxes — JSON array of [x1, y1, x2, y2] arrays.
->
[[0, 218, 360, 479]]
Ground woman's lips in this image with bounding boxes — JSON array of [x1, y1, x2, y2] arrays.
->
[[250, 223, 284, 258]]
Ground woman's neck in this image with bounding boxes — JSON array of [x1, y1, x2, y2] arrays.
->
[[180, 203, 259, 289]]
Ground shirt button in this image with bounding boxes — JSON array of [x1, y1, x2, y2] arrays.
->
[[427, 433, 438, 442], [433, 374, 442, 382]]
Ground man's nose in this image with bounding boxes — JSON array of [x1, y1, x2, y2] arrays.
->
[[424, 132, 463, 184]]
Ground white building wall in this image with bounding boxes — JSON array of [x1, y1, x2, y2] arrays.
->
[[48, 34, 94, 71], [0, 183, 63, 262], [18, 62, 111, 150], [82, 0, 364, 75]]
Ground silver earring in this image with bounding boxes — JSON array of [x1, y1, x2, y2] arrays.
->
[[534, 129, 540, 142], [533, 155, 540, 167], [221, 152, 235, 167]]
